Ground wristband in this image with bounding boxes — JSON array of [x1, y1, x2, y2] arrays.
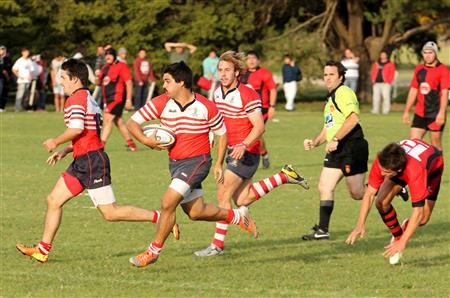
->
[[236, 142, 248, 149], [332, 136, 339, 142], [269, 105, 276, 108]]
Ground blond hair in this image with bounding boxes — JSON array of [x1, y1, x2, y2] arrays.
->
[[219, 50, 246, 76]]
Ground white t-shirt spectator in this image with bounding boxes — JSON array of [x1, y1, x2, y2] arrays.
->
[[341, 58, 359, 79], [51, 58, 64, 85], [13, 57, 34, 84]]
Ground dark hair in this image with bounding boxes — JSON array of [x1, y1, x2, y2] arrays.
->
[[21, 47, 29, 52], [163, 61, 193, 89], [377, 142, 407, 171], [105, 48, 117, 59], [283, 54, 291, 59], [246, 50, 260, 59], [325, 60, 347, 83], [61, 58, 89, 87]]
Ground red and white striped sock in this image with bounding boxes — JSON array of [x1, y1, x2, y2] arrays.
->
[[225, 209, 241, 225], [250, 172, 288, 200], [38, 241, 52, 255], [147, 242, 163, 255], [212, 221, 228, 249], [151, 210, 161, 223]]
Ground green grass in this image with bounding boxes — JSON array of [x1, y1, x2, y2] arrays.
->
[[1, 107, 449, 297]]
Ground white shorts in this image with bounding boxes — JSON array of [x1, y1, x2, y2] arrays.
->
[[87, 185, 116, 207], [53, 85, 64, 95], [169, 178, 203, 205]]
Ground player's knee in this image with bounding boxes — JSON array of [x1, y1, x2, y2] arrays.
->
[[187, 207, 203, 221], [349, 189, 363, 200], [102, 211, 119, 222], [375, 199, 385, 211], [46, 194, 62, 209]]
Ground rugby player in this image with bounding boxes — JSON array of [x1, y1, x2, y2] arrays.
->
[[98, 48, 138, 151], [240, 51, 277, 169], [195, 51, 309, 256], [402, 41, 449, 150], [16, 59, 176, 263], [127, 61, 256, 267], [346, 139, 443, 265]]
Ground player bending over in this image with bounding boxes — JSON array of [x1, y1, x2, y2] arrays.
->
[[195, 51, 309, 257], [126, 61, 255, 268], [346, 139, 443, 265], [16, 59, 178, 264]]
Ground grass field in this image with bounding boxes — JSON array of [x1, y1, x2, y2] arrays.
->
[[1, 105, 449, 297]]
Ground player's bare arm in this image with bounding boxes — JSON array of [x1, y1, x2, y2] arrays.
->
[[325, 112, 359, 153], [214, 133, 227, 184], [268, 88, 277, 120], [304, 127, 327, 150], [125, 79, 133, 110], [126, 118, 167, 150], [46, 145, 73, 166], [230, 111, 264, 160], [43, 128, 83, 152], [402, 87, 418, 125], [345, 185, 377, 245], [436, 89, 448, 126]]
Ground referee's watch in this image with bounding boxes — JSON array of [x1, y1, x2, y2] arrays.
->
[[332, 136, 339, 142]]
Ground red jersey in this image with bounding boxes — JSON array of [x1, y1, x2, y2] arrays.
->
[[131, 93, 226, 160], [368, 139, 444, 207], [64, 88, 103, 158], [240, 67, 276, 108], [133, 57, 155, 82], [98, 61, 132, 104], [213, 83, 262, 154], [410, 62, 449, 118]]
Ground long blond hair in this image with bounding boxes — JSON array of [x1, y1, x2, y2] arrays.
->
[[219, 50, 246, 76]]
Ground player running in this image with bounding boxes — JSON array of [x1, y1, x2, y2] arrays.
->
[[346, 139, 444, 265], [240, 50, 277, 168], [126, 61, 256, 268], [194, 51, 309, 257], [16, 59, 178, 263], [402, 41, 449, 150], [97, 48, 138, 151]]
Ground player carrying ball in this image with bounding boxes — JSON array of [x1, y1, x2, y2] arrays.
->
[[127, 61, 256, 268], [16, 59, 177, 263]]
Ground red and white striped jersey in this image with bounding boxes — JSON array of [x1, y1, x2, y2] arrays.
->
[[131, 93, 226, 160], [213, 83, 262, 154], [64, 88, 103, 158]]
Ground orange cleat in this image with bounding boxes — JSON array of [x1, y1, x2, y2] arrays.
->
[[129, 251, 159, 267], [16, 244, 48, 263], [238, 206, 258, 238]]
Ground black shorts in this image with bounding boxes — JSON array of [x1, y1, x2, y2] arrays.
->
[[324, 138, 368, 176], [226, 149, 260, 180], [105, 100, 125, 117], [412, 114, 445, 132], [64, 149, 112, 195], [169, 154, 212, 191]]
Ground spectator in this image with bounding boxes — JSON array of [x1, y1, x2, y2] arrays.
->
[[50, 52, 65, 112], [341, 48, 359, 92], [0, 45, 12, 112], [371, 50, 396, 114], [164, 42, 197, 63], [133, 49, 155, 109], [35, 53, 49, 111], [93, 46, 106, 106], [281, 54, 302, 111], [117, 47, 128, 63], [12, 48, 34, 112], [201, 49, 220, 100]]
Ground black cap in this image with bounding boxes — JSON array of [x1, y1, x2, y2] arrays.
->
[[105, 48, 117, 59]]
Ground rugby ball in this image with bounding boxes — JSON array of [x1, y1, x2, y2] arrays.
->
[[142, 124, 176, 148]]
